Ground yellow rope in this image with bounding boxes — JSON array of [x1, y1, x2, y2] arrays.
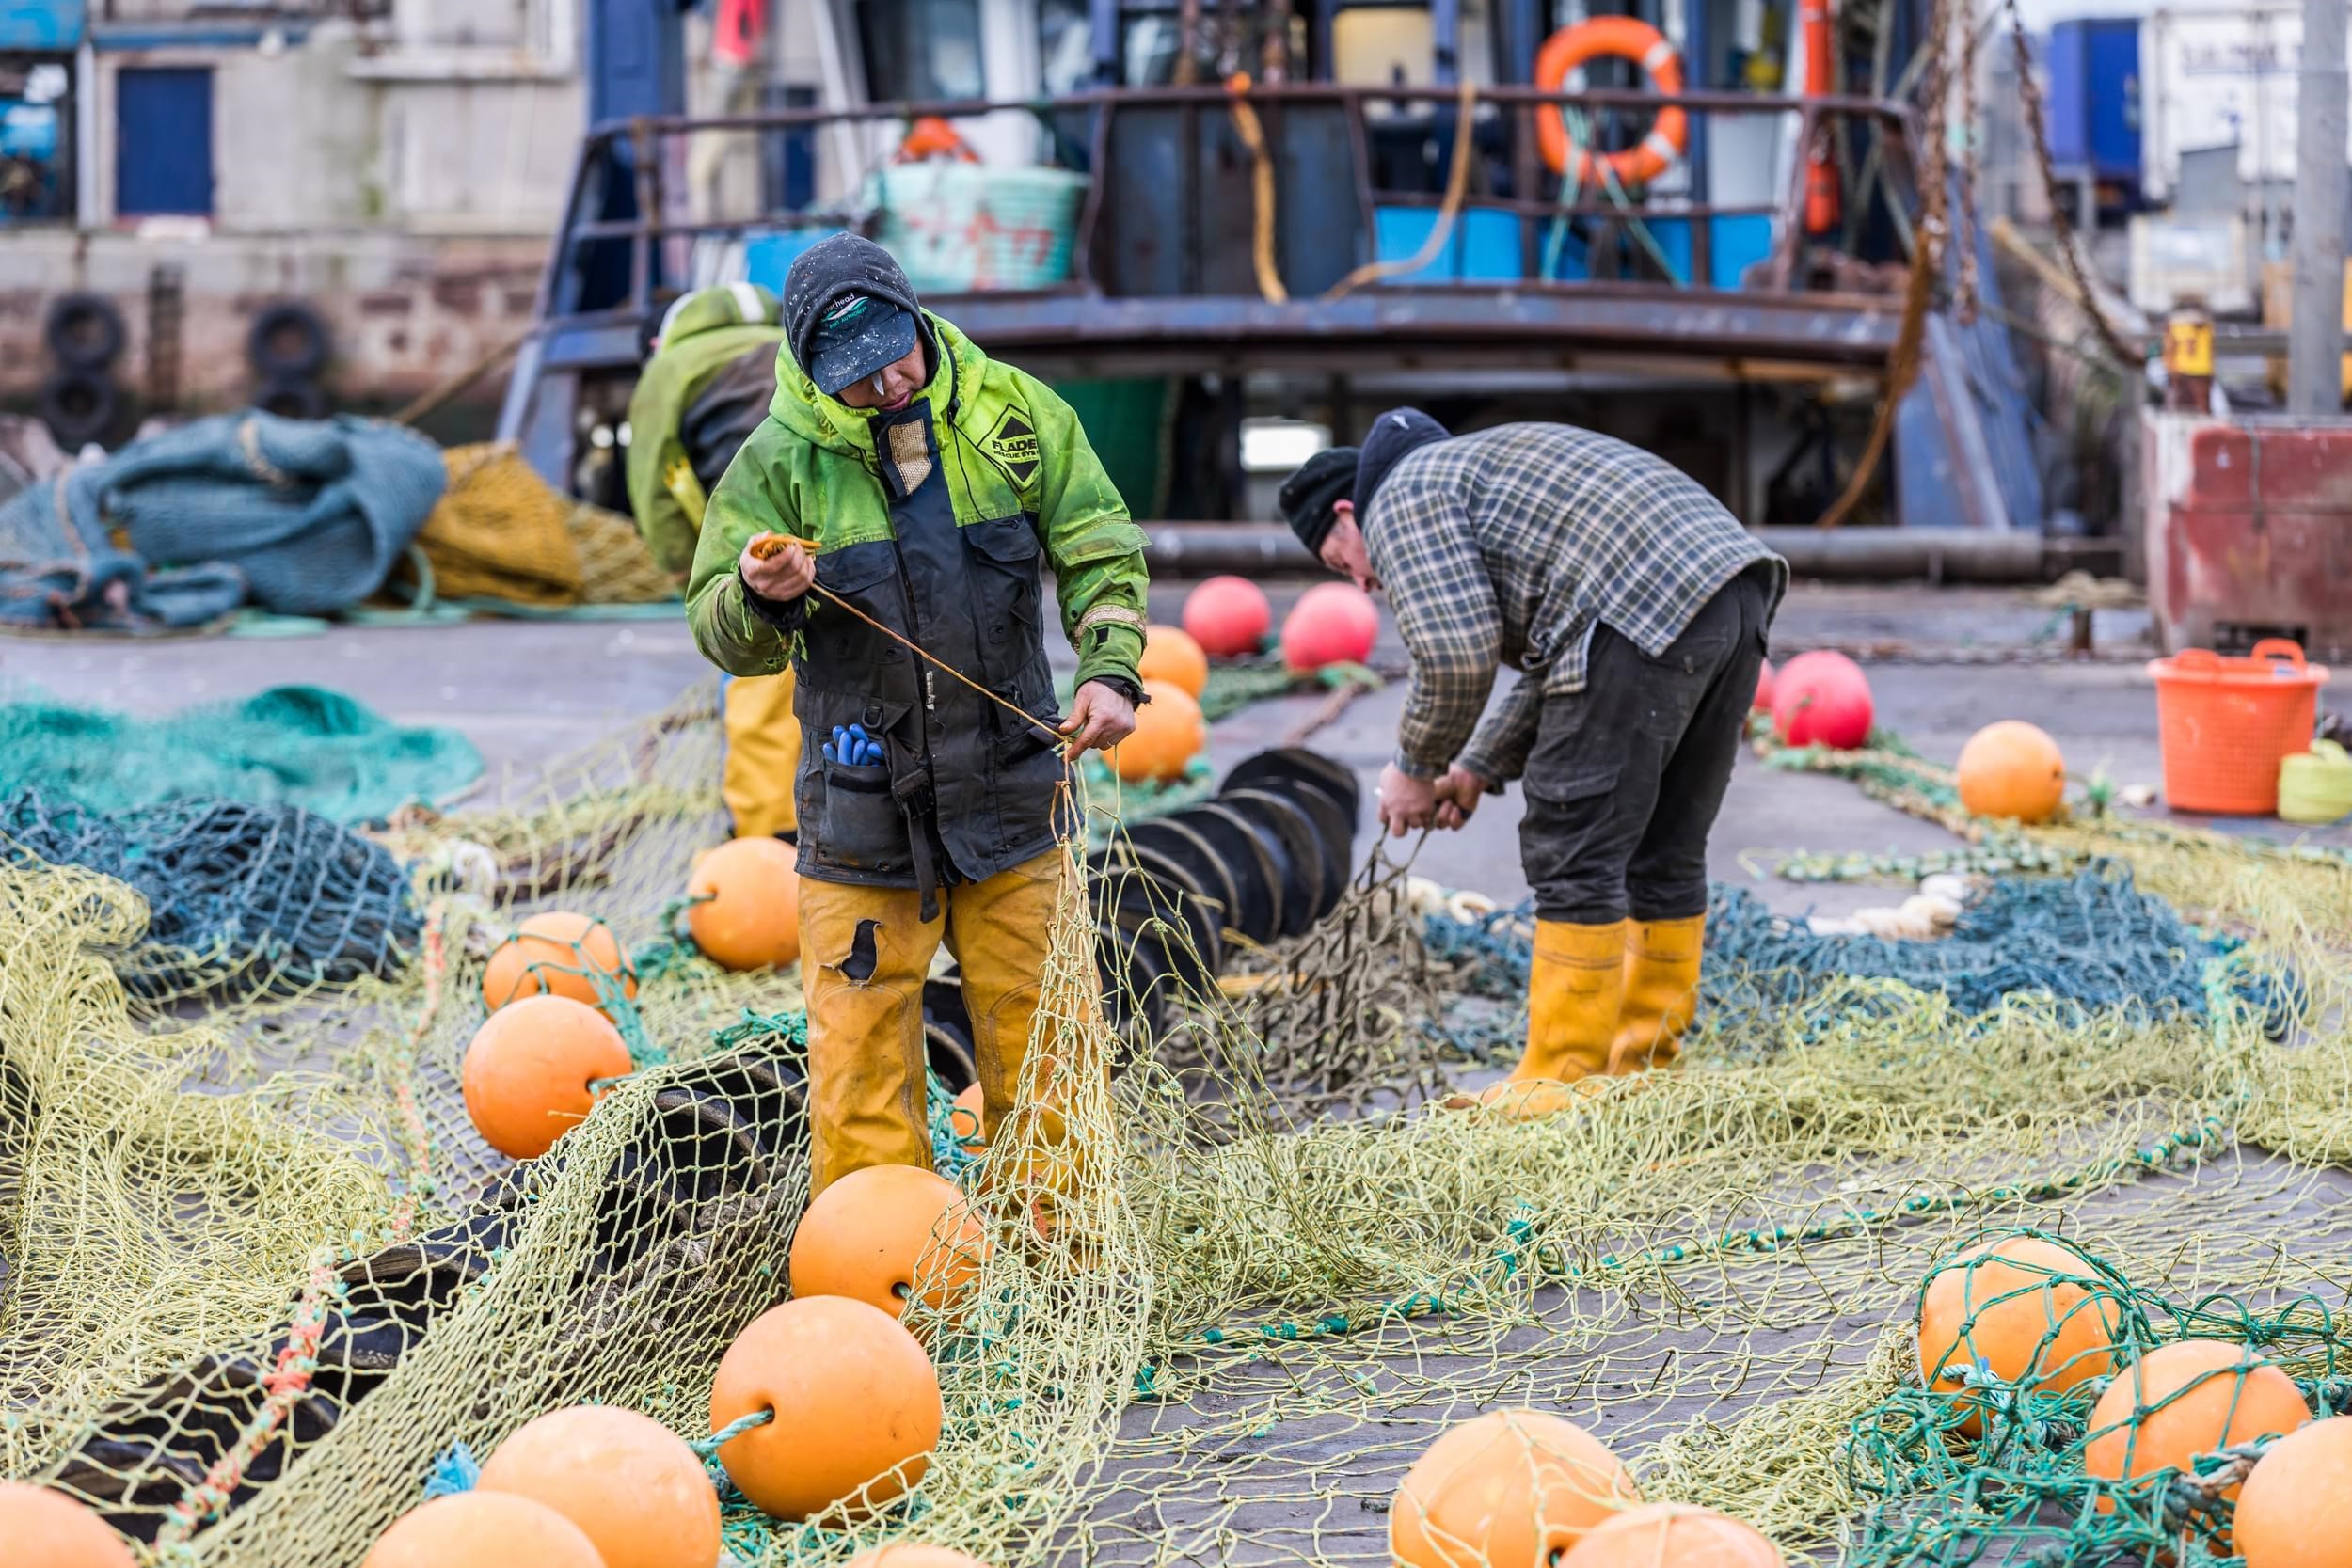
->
[[1224, 75, 1291, 306], [1326, 76, 1483, 299]]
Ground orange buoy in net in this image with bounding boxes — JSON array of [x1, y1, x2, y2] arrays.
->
[[1561, 1502, 1784, 1568], [1182, 575, 1273, 658], [1392, 1410, 1641, 1568], [482, 911, 636, 1013], [461, 994, 632, 1160], [2236, 1415, 2352, 1568], [477, 1405, 722, 1568], [1281, 582, 1379, 673], [2086, 1340, 2311, 1529], [950, 1082, 986, 1151], [708, 1295, 944, 1520], [362, 1492, 604, 1568], [687, 835, 802, 971], [1915, 1233, 2122, 1433], [789, 1164, 990, 1321], [1138, 623, 1210, 698], [846, 1548, 993, 1568], [1112, 679, 1204, 784], [1956, 721, 2067, 824], [0, 1482, 137, 1568]]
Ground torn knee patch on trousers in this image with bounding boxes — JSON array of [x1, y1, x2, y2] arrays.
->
[[834, 918, 881, 984]]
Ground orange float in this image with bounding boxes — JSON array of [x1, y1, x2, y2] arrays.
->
[[950, 1083, 987, 1150], [0, 1482, 137, 1568], [789, 1164, 990, 1320], [1534, 18, 1689, 189], [687, 835, 802, 971], [1182, 575, 1272, 658], [1281, 582, 1379, 672], [1138, 624, 1211, 698], [477, 1405, 722, 1568], [2085, 1339, 2312, 1531], [1955, 721, 2067, 824], [845, 1548, 993, 1568], [1392, 1410, 1641, 1568], [1561, 1502, 1784, 1568], [1915, 1233, 2121, 1432], [482, 911, 635, 1013], [461, 994, 633, 1160], [361, 1492, 604, 1568], [708, 1295, 944, 1520], [2236, 1416, 2352, 1568], [1112, 679, 1204, 784]]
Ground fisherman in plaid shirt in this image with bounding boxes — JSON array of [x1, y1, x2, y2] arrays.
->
[[1279, 409, 1786, 1095]]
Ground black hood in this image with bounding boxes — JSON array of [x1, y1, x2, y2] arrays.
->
[[781, 233, 926, 381]]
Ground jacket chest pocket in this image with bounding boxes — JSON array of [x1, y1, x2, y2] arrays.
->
[[803, 542, 912, 683], [961, 515, 1043, 684]]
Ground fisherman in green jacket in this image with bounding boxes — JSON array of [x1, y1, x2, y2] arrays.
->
[[625, 282, 802, 842], [687, 234, 1150, 1197]]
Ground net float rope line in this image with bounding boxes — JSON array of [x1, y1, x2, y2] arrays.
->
[[746, 532, 1066, 745]]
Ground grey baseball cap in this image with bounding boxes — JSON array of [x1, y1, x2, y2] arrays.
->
[[806, 293, 919, 397]]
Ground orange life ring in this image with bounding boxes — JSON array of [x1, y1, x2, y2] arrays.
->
[[896, 116, 980, 164], [1534, 17, 1689, 188]]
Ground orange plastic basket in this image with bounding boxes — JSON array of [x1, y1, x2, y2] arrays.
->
[[2146, 639, 2330, 815]]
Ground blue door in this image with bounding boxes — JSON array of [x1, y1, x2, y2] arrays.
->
[[115, 66, 212, 216]]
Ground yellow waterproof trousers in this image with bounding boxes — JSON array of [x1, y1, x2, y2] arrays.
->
[[799, 850, 1099, 1197], [720, 669, 800, 839]]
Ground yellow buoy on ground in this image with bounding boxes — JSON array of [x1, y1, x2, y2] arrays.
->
[[2236, 1416, 2352, 1568], [1560, 1502, 1784, 1568], [1137, 624, 1209, 698], [1111, 680, 1204, 784], [688, 835, 802, 970], [788, 1164, 990, 1321], [845, 1548, 994, 1568], [361, 1492, 604, 1568], [2085, 1339, 2311, 1535], [1955, 721, 2066, 823], [0, 1481, 138, 1568], [477, 1404, 722, 1568], [708, 1296, 943, 1521], [1391, 1410, 1640, 1568], [1915, 1233, 2121, 1432], [482, 911, 636, 1013], [460, 994, 633, 1160]]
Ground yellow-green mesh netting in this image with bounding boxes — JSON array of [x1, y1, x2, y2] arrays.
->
[[3, 689, 2350, 1565]]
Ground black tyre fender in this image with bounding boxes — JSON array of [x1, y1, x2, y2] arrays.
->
[[45, 293, 127, 371], [39, 370, 120, 450], [247, 300, 331, 379]]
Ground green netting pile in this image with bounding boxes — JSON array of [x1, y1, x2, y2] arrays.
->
[[0, 683, 482, 825], [3, 680, 2351, 1568]]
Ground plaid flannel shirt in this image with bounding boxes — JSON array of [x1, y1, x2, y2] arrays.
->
[[1362, 422, 1786, 784]]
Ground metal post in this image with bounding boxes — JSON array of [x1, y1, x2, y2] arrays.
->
[[2288, 0, 2349, 415]]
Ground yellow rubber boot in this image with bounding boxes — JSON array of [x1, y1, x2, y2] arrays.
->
[[720, 666, 802, 839], [800, 875, 944, 1196], [1609, 915, 1705, 1075], [1507, 918, 1627, 1086]]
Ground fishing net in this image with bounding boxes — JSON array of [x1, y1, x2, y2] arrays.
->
[[0, 683, 483, 825], [393, 443, 678, 611], [4, 684, 2351, 1568]]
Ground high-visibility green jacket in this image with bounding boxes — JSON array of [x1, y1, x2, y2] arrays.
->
[[686, 309, 1150, 893], [623, 285, 787, 578]]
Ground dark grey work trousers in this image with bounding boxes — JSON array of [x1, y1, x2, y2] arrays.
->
[[1518, 564, 1774, 925]]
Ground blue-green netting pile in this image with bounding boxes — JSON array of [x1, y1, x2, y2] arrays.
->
[[1424, 861, 2298, 1045], [0, 683, 481, 827], [0, 787, 419, 995]]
